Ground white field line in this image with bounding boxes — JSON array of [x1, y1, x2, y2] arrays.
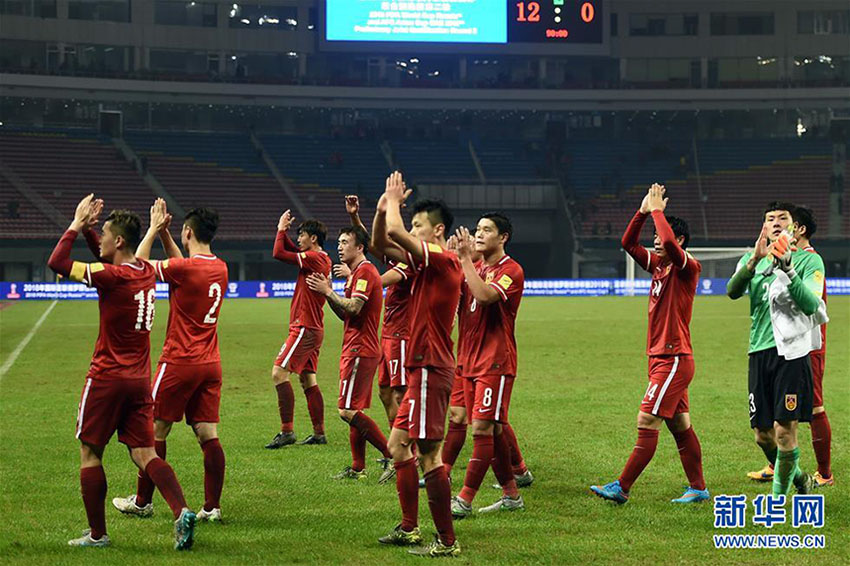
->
[[0, 300, 58, 380]]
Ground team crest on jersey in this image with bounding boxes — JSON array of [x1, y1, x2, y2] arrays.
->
[[485, 272, 495, 284], [785, 394, 798, 411], [498, 274, 513, 290]]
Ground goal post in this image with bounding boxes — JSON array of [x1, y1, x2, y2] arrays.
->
[[624, 247, 751, 293]]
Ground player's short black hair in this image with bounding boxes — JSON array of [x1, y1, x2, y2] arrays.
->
[[792, 206, 817, 239], [412, 199, 454, 234], [763, 201, 796, 218], [339, 225, 369, 254], [666, 215, 690, 249], [184, 207, 219, 244], [478, 212, 513, 244], [298, 219, 327, 247], [105, 209, 141, 250]]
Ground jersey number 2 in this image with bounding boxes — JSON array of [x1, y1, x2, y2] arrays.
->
[[204, 283, 222, 324]]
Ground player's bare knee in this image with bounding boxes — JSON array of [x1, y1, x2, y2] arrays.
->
[[666, 412, 691, 432], [130, 446, 157, 470], [449, 406, 467, 425], [637, 411, 663, 430], [753, 427, 774, 446], [192, 422, 218, 444], [272, 366, 289, 384], [392, 388, 406, 406], [388, 429, 411, 461], [773, 422, 797, 448], [79, 443, 104, 468], [299, 371, 317, 389], [416, 440, 441, 472], [153, 419, 173, 440], [471, 419, 494, 436]]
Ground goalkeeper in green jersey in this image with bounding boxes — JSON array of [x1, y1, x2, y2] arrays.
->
[[727, 201, 826, 498]]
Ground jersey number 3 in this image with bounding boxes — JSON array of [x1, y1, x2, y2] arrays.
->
[[204, 283, 222, 324]]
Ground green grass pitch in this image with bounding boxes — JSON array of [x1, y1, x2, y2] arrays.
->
[[1, 296, 847, 565]]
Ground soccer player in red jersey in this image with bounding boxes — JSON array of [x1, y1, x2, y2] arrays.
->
[[745, 206, 833, 487], [591, 184, 709, 504], [441, 236, 533, 491], [266, 210, 332, 448], [48, 194, 196, 550], [112, 199, 229, 522], [448, 214, 527, 518], [373, 172, 462, 557], [305, 225, 394, 482], [344, 195, 413, 431]]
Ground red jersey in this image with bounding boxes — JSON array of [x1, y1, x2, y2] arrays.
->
[[80, 260, 157, 380], [804, 245, 827, 354], [381, 260, 414, 340], [272, 231, 332, 330], [342, 259, 383, 358], [406, 240, 463, 369], [152, 254, 228, 364], [460, 256, 524, 377], [456, 278, 472, 374], [622, 211, 700, 356]]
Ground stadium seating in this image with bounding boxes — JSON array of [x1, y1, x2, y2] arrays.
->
[[0, 129, 155, 238], [475, 140, 540, 181]]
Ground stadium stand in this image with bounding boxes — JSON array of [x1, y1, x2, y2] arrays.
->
[[0, 129, 155, 238]]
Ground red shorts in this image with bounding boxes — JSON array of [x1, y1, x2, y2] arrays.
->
[[75, 377, 154, 448], [275, 327, 323, 375], [394, 366, 453, 441], [378, 338, 408, 389], [450, 368, 466, 407], [810, 351, 824, 407], [464, 374, 514, 423], [640, 355, 695, 419], [152, 361, 222, 424], [338, 356, 381, 410]]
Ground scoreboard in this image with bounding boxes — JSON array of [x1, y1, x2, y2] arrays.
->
[[321, 0, 605, 52]]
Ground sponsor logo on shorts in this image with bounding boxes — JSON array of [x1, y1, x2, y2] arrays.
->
[[785, 394, 798, 411]]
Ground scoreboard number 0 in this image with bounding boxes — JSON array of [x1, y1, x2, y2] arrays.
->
[[581, 2, 595, 23]]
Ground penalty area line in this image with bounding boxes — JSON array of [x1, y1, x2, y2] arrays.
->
[[0, 300, 58, 381]]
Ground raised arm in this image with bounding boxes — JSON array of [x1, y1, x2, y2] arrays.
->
[[137, 198, 176, 260], [384, 171, 422, 261], [272, 210, 301, 264], [727, 227, 768, 299], [621, 187, 657, 273], [372, 190, 408, 263], [455, 226, 499, 305], [80, 198, 104, 260], [646, 185, 688, 270], [771, 237, 822, 315], [48, 194, 96, 277]]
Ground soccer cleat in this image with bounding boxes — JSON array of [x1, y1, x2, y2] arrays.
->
[[407, 534, 461, 557], [478, 495, 525, 514], [378, 460, 396, 485], [794, 472, 815, 495], [813, 472, 834, 487], [299, 433, 327, 445], [378, 524, 423, 546], [197, 507, 222, 522], [671, 487, 710, 504], [68, 529, 110, 547], [492, 470, 535, 490], [265, 431, 296, 449], [111, 494, 153, 518], [173, 508, 196, 551], [590, 481, 629, 504], [747, 464, 774, 482], [451, 496, 473, 519], [332, 466, 367, 480]]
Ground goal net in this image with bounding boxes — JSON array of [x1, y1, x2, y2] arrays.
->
[[623, 246, 751, 295]]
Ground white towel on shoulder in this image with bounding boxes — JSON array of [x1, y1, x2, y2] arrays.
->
[[768, 270, 828, 360]]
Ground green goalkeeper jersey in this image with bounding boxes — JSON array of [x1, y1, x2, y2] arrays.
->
[[734, 249, 826, 354]]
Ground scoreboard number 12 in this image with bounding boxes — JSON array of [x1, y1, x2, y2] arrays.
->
[[516, 2, 541, 23]]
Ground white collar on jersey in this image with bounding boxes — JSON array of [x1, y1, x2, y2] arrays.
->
[[121, 261, 145, 270], [192, 254, 218, 260]]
